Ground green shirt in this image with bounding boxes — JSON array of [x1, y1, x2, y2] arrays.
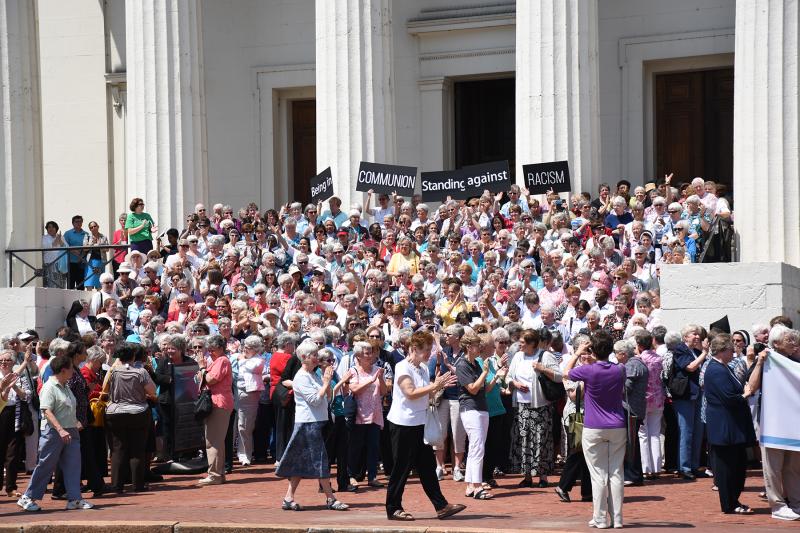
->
[[125, 212, 155, 242], [480, 356, 507, 417], [39, 376, 78, 430]]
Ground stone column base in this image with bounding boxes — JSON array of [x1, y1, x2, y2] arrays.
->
[[659, 262, 800, 332]]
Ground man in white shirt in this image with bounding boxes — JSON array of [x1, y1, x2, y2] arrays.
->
[[592, 289, 614, 321], [364, 190, 394, 227]]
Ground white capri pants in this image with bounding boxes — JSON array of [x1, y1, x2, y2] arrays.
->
[[459, 409, 489, 484], [638, 407, 663, 475], [432, 399, 467, 454]]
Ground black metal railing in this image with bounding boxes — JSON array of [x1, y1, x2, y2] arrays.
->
[[5, 244, 130, 288]]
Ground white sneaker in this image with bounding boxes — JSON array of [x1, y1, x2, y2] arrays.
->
[[588, 518, 610, 528], [17, 495, 41, 512], [435, 466, 444, 481], [772, 506, 800, 521], [453, 468, 464, 482], [66, 498, 94, 510]]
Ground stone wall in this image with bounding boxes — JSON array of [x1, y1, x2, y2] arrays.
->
[[0, 287, 88, 338], [659, 262, 800, 333]]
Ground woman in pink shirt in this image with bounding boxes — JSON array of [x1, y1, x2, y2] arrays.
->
[[636, 336, 665, 479], [196, 335, 233, 486], [537, 267, 566, 309], [342, 341, 387, 489]]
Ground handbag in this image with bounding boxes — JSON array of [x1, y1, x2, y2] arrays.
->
[[89, 397, 108, 428], [423, 405, 445, 447], [667, 367, 689, 397], [567, 384, 584, 450], [194, 373, 213, 421], [18, 400, 34, 436]]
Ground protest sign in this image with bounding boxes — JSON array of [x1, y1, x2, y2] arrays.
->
[[356, 162, 417, 196], [171, 362, 205, 454], [420, 160, 511, 202], [310, 167, 334, 203], [523, 160, 572, 195]]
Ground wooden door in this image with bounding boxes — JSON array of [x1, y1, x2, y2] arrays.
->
[[291, 99, 316, 205], [454, 78, 516, 175], [655, 68, 734, 191]]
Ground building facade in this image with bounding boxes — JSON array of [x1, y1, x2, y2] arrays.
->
[[1, 0, 798, 288]]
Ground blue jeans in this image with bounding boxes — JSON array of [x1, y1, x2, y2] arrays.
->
[[25, 426, 81, 501], [673, 398, 704, 473]]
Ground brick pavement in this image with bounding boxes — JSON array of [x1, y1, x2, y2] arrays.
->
[[0, 465, 796, 532]]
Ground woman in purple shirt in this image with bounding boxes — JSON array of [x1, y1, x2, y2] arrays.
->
[[564, 330, 626, 529]]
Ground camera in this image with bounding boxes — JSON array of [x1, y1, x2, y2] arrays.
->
[[754, 342, 767, 355]]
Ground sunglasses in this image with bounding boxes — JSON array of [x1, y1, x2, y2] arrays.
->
[[368, 334, 382, 339], [255, 291, 265, 295]]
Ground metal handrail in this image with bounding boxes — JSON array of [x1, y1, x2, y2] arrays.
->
[[5, 244, 131, 288]]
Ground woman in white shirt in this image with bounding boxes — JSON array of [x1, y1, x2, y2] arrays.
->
[[507, 329, 562, 488], [234, 336, 266, 466], [41, 221, 66, 288], [385, 330, 465, 522], [275, 341, 348, 512]]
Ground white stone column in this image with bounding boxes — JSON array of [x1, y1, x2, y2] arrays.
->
[[0, 0, 43, 286], [125, 0, 208, 230], [315, 0, 396, 210], [734, 0, 800, 266], [515, 0, 600, 195]]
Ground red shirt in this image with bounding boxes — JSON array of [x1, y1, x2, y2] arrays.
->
[[269, 351, 293, 400]]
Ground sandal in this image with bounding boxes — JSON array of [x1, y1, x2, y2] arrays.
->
[[472, 488, 494, 500], [6, 490, 21, 498], [326, 497, 349, 511], [388, 509, 415, 521], [281, 499, 302, 511], [483, 481, 497, 489], [733, 505, 753, 515]]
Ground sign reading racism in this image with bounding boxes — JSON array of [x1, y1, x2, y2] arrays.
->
[[171, 362, 205, 455], [421, 160, 512, 202], [356, 162, 418, 197], [523, 160, 572, 195], [310, 167, 334, 203]]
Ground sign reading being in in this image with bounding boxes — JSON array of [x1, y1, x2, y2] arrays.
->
[[310, 167, 334, 203], [420, 160, 512, 202], [523, 160, 572, 195], [356, 162, 417, 197]]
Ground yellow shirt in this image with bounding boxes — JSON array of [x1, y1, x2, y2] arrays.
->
[[436, 298, 470, 328], [387, 252, 419, 276]]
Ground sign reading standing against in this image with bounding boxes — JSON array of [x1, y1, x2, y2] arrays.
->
[[310, 167, 334, 203], [356, 162, 418, 197], [523, 160, 572, 195], [421, 160, 512, 202]]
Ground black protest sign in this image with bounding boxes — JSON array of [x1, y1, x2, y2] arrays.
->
[[356, 162, 417, 197], [171, 362, 205, 454], [310, 167, 334, 203], [523, 160, 572, 195], [420, 160, 512, 202]]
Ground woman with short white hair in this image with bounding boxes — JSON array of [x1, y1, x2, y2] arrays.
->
[[276, 341, 348, 511], [234, 335, 266, 466]]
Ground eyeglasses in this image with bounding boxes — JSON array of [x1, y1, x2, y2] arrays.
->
[[114, 319, 124, 323], [0, 359, 14, 364], [102, 281, 113, 285], [496, 341, 509, 345], [668, 210, 680, 214], [190, 345, 204, 350], [254, 291, 265, 295], [198, 208, 206, 212], [297, 261, 308, 265]]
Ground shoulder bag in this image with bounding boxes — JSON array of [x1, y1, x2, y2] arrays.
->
[[666, 358, 689, 397], [423, 405, 445, 447], [194, 371, 213, 421], [342, 358, 358, 429], [567, 384, 584, 450], [537, 353, 566, 402]]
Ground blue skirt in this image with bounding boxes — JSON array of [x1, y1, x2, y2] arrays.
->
[[275, 421, 330, 479], [84, 258, 104, 288]]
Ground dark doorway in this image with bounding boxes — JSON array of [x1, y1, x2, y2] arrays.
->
[[291, 99, 316, 205], [454, 77, 515, 174], [655, 68, 734, 192]]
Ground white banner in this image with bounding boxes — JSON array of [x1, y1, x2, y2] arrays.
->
[[760, 350, 800, 451]]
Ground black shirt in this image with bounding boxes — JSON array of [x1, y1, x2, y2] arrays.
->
[[455, 357, 488, 412]]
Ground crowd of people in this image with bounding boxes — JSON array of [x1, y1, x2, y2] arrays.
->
[[0, 176, 796, 525]]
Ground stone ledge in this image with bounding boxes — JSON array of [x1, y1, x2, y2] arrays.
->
[[21, 523, 176, 533], [14, 524, 562, 533]]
